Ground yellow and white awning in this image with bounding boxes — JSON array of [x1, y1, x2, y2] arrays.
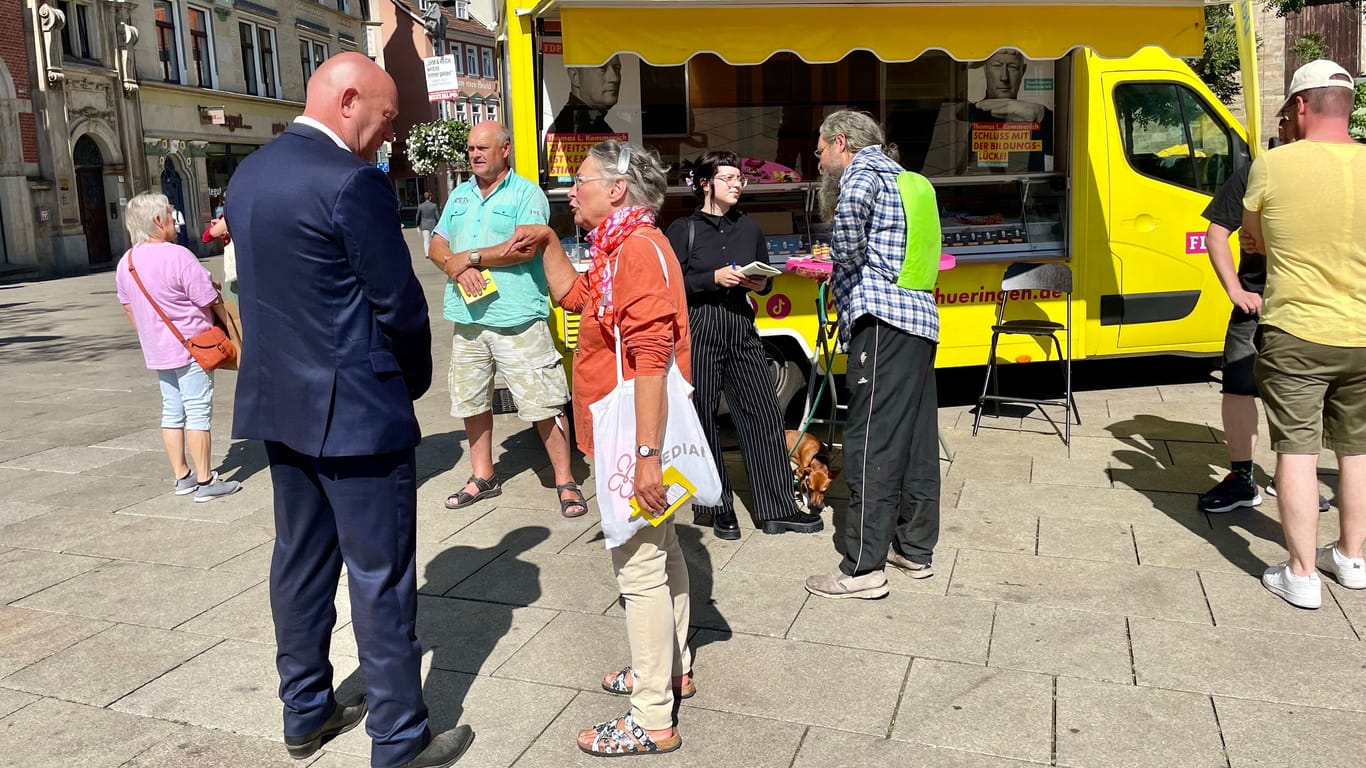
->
[[538, 1, 1207, 66]]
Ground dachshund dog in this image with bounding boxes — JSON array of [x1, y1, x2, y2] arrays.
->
[[785, 430, 837, 513]]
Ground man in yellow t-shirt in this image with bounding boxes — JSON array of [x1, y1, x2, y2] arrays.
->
[[1242, 59, 1366, 609]]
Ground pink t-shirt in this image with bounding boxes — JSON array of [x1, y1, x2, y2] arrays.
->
[[115, 242, 219, 370]]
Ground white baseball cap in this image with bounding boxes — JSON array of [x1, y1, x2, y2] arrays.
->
[[1282, 59, 1355, 112]]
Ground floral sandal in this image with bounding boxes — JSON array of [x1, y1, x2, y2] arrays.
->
[[601, 666, 695, 699], [577, 713, 681, 757], [444, 474, 501, 510]]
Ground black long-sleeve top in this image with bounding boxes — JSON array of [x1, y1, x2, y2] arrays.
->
[[664, 208, 769, 309]]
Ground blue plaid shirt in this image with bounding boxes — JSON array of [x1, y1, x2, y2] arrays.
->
[[830, 146, 940, 347]]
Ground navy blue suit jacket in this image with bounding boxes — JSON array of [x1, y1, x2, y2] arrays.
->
[[226, 124, 432, 458]]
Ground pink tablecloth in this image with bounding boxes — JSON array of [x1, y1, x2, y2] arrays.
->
[[786, 253, 956, 277]]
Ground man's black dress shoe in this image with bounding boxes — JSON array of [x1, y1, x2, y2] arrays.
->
[[284, 697, 368, 759], [713, 513, 741, 541], [402, 725, 476, 768], [762, 511, 824, 534]]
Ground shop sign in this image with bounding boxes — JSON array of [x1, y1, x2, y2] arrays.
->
[[966, 50, 1055, 172], [425, 55, 461, 103], [200, 106, 253, 132]]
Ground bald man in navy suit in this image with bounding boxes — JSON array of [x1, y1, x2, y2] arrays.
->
[[226, 52, 473, 768]]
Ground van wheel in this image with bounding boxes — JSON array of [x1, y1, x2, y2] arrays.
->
[[763, 339, 808, 421]]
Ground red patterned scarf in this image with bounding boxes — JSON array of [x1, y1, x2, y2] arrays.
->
[[585, 205, 656, 327]]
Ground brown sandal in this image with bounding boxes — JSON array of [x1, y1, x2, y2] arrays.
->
[[445, 474, 501, 510], [557, 482, 588, 518]]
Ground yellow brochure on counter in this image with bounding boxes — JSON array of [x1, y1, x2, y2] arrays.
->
[[629, 464, 697, 527], [459, 270, 498, 303]]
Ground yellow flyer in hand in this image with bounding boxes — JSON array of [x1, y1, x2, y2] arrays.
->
[[459, 269, 499, 303], [629, 464, 697, 527]]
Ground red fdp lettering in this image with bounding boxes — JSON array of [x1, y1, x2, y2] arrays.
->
[[1185, 232, 1208, 254]]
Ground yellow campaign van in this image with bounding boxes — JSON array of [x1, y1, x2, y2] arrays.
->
[[494, 0, 1247, 414]]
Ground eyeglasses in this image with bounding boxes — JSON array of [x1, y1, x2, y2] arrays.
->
[[712, 174, 748, 188], [572, 176, 610, 188]]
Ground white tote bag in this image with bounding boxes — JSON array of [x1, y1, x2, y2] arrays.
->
[[589, 237, 723, 549]]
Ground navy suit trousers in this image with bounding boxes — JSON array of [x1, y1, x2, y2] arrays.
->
[[266, 441, 430, 768]]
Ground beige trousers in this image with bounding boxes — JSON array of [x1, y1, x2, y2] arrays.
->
[[610, 518, 692, 730]]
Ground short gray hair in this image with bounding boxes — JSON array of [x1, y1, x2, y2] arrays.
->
[[819, 110, 897, 160], [588, 140, 669, 213], [125, 192, 171, 245]]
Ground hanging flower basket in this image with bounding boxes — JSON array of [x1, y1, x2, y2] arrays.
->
[[406, 119, 471, 176]]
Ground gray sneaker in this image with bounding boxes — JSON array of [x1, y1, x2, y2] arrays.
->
[[805, 570, 889, 600], [174, 471, 216, 496], [886, 549, 934, 579], [194, 477, 241, 503]]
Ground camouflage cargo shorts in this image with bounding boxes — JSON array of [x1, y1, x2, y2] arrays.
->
[[448, 320, 569, 422]]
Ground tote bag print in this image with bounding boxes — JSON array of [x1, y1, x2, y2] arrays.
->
[[589, 237, 722, 549]]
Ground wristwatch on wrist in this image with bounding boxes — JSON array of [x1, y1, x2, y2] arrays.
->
[[636, 445, 661, 459], [468, 249, 481, 266]]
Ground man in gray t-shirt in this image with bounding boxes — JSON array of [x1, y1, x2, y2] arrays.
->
[[416, 191, 440, 255]]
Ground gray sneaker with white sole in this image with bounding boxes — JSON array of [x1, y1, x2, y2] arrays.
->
[[194, 477, 241, 502]]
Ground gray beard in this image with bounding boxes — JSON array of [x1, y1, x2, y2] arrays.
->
[[817, 170, 841, 224]]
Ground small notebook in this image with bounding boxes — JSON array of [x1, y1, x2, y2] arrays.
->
[[738, 260, 783, 278], [629, 464, 698, 527], [458, 269, 498, 303]]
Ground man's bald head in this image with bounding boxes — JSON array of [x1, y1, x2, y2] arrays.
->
[[466, 120, 512, 184], [302, 52, 398, 160]]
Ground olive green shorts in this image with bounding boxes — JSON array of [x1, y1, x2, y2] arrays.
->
[[1255, 326, 1366, 455]]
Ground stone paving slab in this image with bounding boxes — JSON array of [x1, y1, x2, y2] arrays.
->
[[788, 589, 994, 665], [1214, 697, 1366, 768], [986, 603, 1133, 684], [448, 551, 620, 613], [179, 580, 351, 647], [414, 537, 508, 597], [0, 548, 109, 603], [112, 638, 360, 741], [1130, 618, 1366, 712], [112, 484, 271, 523], [939, 509, 1038, 555], [1037, 516, 1137, 565], [0, 606, 113, 678], [0, 697, 179, 768], [2, 623, 219, 706], [1198, 569, 1357, 639], [0, 687, 38, 719], [794, 726, 1040, 768], [65, 516, 274, 569], [327, 670, 575, 768], [684, 630, 908, 735], [605, 567, 809, 638], [947, 549, 1212, 624], [513, 690, 806, 768], [891, 658, 1053, 763], [14, 560, 260, 629], [1055, 676, 1225, 768], [0, 506, 144, 551], [0, 445, 139, 473], [439, 505, 596, 556], [213, 540, 274, 575], [492, 611, 631, 692], [120, 725, 309, 768]]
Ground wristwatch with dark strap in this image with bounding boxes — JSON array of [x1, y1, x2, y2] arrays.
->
[[636, 445, 661, 458]]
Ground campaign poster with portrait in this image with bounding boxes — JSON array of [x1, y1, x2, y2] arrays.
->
[[541, 24, 641, 180], [965, 49, 1055, 173]]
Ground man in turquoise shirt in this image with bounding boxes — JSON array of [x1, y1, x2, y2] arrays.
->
[[426, 121, 585, 518]]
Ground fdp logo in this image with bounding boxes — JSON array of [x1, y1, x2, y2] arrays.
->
[[1185, 232, 1208, 255]]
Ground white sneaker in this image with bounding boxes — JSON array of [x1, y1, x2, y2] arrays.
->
[[1315, 543, 1366, 589], [1261, 563, 1322, 609]]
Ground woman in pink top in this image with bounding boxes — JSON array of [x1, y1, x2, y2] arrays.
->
[[114, 192, 241, 503]]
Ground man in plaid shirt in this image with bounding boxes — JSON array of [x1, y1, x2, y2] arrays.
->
[[806, 110, 942, 600]]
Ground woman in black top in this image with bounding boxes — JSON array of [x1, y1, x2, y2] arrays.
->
[[664, 150, 824, 540]]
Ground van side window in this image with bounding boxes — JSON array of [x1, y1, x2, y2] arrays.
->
[[1114, 83, 1233, 194]]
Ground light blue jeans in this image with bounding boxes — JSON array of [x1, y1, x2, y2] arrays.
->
[[157, 361, 214, 431]]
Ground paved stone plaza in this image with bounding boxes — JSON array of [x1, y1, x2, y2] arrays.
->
[[1, 230, 1362, 767]]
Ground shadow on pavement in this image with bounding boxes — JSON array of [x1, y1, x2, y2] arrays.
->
[[1106, 414, 1281, 576]]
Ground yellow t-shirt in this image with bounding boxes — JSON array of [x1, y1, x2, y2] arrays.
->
[[1244, 140, 1366, 347]]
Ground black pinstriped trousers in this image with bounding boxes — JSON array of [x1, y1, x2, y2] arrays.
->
[[839, 315, 941, 577], [687, 302, 797, 524]]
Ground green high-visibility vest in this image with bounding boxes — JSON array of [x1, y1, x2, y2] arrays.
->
[[895, 171, 942, 291]]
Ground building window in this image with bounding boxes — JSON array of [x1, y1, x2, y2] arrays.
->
[[456, 0, 468, 20], [240, 21, 280, 99], [337, 0, 350, 13], [300, 37, 329, 82], [451, 43, 463, 75], [187, 6, 216, 88], [485, 101, 497, 124], [57, 1, 97, 60], [154, 1, 182, 83], [465, 45, 478, 79], [470, 99, 483, 124], [480, 47, 494, 79]]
